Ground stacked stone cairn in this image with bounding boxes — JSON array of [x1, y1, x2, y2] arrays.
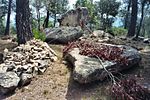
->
[[0, 39, 57, 94]]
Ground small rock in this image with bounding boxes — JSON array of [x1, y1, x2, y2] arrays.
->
[[21, 65, 29, 71], [33, 62, 38, 67], [14, 61, 22, 65], [38, 67, 47, 74], [62, 60, 67, 65], [16, 65, 25, 72], [38, 61, 49, 68], [0, 72, 20, 94], [6, 63, 15, 71], [50, 56, 58, 62], [92, 30, 114, 38], [24, 45, 32, 51], [4, 48, 9, 53], [26, 66, 34, 74], [33, 47, 43, 52], [0, 64, 8, 73], [33, 67, 39, 76], [143, 38, 149, 43], [19, 73, 33, 86]]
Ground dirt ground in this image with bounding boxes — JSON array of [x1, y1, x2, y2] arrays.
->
[[0, 39, 150, 100]]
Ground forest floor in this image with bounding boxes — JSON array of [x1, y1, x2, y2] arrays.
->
[[0, 37, 150, 100]]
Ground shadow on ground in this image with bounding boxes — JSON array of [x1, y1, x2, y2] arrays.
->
[[65, 64, 111, 100]]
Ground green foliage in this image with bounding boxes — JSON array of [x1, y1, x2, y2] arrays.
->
[[0, 0, 8, 18], [95, 0, 120, 17], [42, 0, 68, 27], [33, 29, 46, 41], [95, 0, 120, 30], [31, 18, 37, 29], [10, 26, 16, 34], [32, 0, 44, 9], [43, 0, 68, 14], [107, 27, 127, 36], [48, 21, 53, 27]]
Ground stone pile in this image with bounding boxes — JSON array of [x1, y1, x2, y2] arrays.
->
[[0, 39, 57, 94], [79, 30, 114, 43]]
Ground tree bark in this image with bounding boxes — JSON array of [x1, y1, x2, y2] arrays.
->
[[136, 0, 145, 38], [100, 13, 104, 30], [16, 0, 33, 44], [54, 13, 57, 27], [4, 0, 12, 36], [124, 0, 131, 29], [43, 10, 49, 28], [127, 0, 138, 37], [141, 23, 145, 37], [36, 8, 40, 31]]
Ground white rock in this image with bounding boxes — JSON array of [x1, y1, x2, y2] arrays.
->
[[0, 72, 20, 94], [50, 56, 58, 62], [4, 48, 9, 53]]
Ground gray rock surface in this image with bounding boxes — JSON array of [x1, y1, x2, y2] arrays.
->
[[0, 64, 8, 73], [58, 7, 89, 27], [64, 44, 141, 84], [44, 26, 83, 44], [19, 73, 33, 86], [0, 72, 20, 94], [92, 30, 114, 38]]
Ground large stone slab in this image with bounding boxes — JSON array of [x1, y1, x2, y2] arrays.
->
[[58, 7, 89, 27], [64, 44, 141, 84], [0, 72, 20, 94], [44, 26, 84, 44]]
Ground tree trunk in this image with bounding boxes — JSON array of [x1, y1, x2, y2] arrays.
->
[[124, 0, 131, 29], [136, 1, 145, 38], [127, 0, 138, 37], [43, 10, 49, 28], [16, 0, 33, 44], [106, 14, 109, 31], [54, 13, 57, 27], [141, 23, 145, 37], [36, 8, 40, 31], [100, 13, 104, 30], [4, 0, 12, 36]]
